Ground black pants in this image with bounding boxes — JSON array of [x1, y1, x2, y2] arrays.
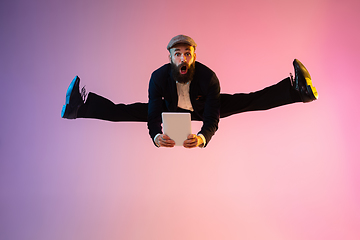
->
[[77, 78, 301, 121]]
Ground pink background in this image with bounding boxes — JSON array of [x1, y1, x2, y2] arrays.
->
[[1, 0, 359, 239]]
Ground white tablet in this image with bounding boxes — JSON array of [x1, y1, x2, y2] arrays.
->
[[162, 112, 192, 146]]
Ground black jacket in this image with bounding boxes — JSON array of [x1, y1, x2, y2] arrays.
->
[[147, 61, 221, 147]]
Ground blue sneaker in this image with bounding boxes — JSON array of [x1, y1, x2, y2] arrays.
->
[[61, 76, 86, 119]]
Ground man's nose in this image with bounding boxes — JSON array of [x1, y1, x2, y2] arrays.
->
[[181, 54, 187, 62]]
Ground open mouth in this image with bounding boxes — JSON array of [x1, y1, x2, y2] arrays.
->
[[180, 65, 188, 74]]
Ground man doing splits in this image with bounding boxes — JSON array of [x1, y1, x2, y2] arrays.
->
[[61, 35, 318, 148]]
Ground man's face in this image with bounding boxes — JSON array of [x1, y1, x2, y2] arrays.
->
[[169, 44, 196, 83]]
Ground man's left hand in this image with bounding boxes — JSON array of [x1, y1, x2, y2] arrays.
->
[[183, 134, 204, 148]]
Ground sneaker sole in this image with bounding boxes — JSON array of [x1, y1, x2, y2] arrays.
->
[[305, 77, 319, 100], [294, 59, 319, 101], [61, 104, 66, 118], [65, 76, 79, 104], [61, 76, 79, 118]]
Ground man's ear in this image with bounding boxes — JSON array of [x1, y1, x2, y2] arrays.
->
[[168, 54, 171, 62], [194, 52, 196, 61]]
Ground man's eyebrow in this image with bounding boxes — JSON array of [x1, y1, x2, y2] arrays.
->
[[174, 47, 192, 52]]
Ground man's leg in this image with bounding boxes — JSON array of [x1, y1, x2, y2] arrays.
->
[[220, 78, 299, 118], [61, 76, 148, 122], [77, 93, 148, 122], [220, 59, 318, 118]]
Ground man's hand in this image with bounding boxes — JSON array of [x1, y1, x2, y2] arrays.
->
[[183, 134, 204, 148], [155, 134, 175, 148]]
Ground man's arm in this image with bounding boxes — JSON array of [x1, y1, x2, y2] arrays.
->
[[147, 71, 164, 147], [197, 73, 221, 147]]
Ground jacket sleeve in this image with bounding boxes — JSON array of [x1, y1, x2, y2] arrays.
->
[[198, 73, 221, 147], [147, 71, 164, 146]]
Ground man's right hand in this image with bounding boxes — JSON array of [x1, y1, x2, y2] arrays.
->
[[155, 134, 175, 148]]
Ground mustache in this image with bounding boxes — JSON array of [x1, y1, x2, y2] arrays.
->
[[173, 62, 190, 72], [179, 62, 189, 68], [172, 61, 193, 70]]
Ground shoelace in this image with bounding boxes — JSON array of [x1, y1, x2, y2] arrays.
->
[[80, 86, 88, 102], [289, 72, 294, 87]]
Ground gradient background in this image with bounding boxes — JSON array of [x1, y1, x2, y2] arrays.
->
[[1, 0, 359, 239]]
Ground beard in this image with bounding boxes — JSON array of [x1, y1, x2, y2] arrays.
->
[[171, 60, 196, 84]]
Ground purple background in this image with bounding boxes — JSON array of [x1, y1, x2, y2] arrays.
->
[[1, 0, 360, 239]]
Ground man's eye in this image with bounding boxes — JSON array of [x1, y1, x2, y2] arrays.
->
[[175, 53, 181, 57], [185, 53, 191, 56]]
